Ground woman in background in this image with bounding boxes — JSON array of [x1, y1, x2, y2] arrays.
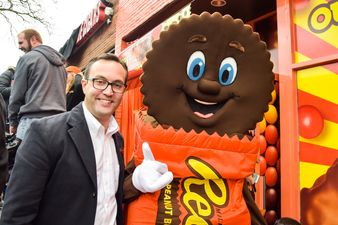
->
[[65, 66, 85, 111]]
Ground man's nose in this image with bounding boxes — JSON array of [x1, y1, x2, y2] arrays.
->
[[102, 84, 114, 94]]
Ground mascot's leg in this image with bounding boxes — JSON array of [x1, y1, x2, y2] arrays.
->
[[243, 184, 267, 225]]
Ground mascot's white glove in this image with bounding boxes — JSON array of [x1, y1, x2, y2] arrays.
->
[[132, 142, 173, 193]]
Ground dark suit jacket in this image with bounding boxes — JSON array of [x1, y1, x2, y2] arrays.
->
[[0, 104, 125, 225]]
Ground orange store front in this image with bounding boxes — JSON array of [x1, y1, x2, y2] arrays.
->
[[62, 0, 338, 224]]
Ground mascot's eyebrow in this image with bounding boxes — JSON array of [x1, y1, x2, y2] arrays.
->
[[188, 34, 207, 43], [229, 40, 245, 53]]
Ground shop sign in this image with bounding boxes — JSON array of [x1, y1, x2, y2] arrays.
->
[[76, 2, 106, 46]]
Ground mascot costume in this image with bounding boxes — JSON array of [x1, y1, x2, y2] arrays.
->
[[128, 12, 274, 225]]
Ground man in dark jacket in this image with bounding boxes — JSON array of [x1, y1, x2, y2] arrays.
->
[[8, 29, 66, 141], [0, 94, 8, 193], [0, 53, 172, 225], [0, 67, 15, 109]]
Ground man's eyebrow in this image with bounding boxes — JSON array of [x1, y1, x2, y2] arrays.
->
[[188, 34, 207, 43], [228, 40, 245, 53]]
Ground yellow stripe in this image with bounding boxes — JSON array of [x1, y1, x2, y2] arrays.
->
[[294, 0, 338, 48], [295, 51, 310, 63], [300, 161, 329, 189], [299, 120, 338, 150], [297, 60, 338, 104]]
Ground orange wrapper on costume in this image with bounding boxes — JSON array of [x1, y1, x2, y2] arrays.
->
[[126, 112, 260, 225]]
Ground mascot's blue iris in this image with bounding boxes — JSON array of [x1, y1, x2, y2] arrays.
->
[[187, 51, 205, 81], [218, 57, 237, 85]]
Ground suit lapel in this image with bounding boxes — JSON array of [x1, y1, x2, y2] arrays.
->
[[67, 104, 97, 189]]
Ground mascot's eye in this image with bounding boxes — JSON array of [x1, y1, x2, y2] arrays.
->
[[187, 51, 205, 81], [218, 57, 237, 85]]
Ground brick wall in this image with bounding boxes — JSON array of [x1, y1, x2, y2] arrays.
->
[[67, 0, 121, 69], [67, 0, 188, 68], [67, 17, 116, 69], [115, 0, 174, 53]]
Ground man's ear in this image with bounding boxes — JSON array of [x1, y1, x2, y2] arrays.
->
[[81, 78, 88, 93], [30, 35, 40, 46], [30, 35, 36, 43]]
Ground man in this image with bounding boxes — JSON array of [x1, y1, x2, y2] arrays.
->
[[8, 29, 66, 141], [0, 53, 172, 225], [0, 94, 8, 194], [0, 66, 15, 111]]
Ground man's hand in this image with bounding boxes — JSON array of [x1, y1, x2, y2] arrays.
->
[[132, 142, 173, 193]]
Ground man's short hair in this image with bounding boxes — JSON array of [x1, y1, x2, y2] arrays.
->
[[84, 53, 128, 83], [20, 29, 43, 44]]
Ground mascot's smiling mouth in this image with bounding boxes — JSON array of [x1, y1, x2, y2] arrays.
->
[[186, 94, 225, 119]]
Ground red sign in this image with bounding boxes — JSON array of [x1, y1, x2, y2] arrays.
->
[[76, 2, 106, 46]]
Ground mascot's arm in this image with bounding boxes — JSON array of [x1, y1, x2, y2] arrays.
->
[[123, 158, 141, 203], [243, 184, 267, 225]]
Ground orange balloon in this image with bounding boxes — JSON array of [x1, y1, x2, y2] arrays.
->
[[265, 146, 279, 166], [258, 117, 267, 134], [259, 135, 267, 155], [259, 155, 267, 176], [265, 124, 279, 145], [265, 167, 278, 187], [264, 105, 278, 124], [265, 210, 278, 225], [298, 105, 324, 139], [269, 89, 277, 105], [266, 188, 278, 210]]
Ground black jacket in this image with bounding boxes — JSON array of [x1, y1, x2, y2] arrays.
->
[[0, 68, 14, 113], [0, 104, 124, 225], [0, 94, 8, 191]]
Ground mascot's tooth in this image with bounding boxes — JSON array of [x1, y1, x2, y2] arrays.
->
[[194, 99, 217, 105]]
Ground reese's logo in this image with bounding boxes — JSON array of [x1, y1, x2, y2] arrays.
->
[[156, 157, 229, 225], [181, 157, 229, 225]]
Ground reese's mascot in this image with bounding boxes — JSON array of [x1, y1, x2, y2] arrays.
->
[[126, 12, 274, 225]]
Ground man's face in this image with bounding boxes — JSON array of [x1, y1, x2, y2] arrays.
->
[[82, 59, 127, 125], [17, 33, 32, 53]]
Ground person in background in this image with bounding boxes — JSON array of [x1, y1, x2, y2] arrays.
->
[[0, 94, 8, 195], [0, 53, 172, 225], [66, 65, 85, 111], [0, 66, 15, 119], [8, 28, 66, 141], [274, 217, 301, 225]]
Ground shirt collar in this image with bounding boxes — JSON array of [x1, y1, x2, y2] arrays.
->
[[82, 102, 119, 136]]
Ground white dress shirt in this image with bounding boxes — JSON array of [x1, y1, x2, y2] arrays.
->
[[82, 103, 120, 225]]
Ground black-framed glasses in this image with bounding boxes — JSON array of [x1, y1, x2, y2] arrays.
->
[[87, 78, 126, 93]]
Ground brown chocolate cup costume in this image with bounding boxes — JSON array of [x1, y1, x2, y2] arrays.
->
[[127, 12, 274, 225], [141, 12, 274, 137]]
